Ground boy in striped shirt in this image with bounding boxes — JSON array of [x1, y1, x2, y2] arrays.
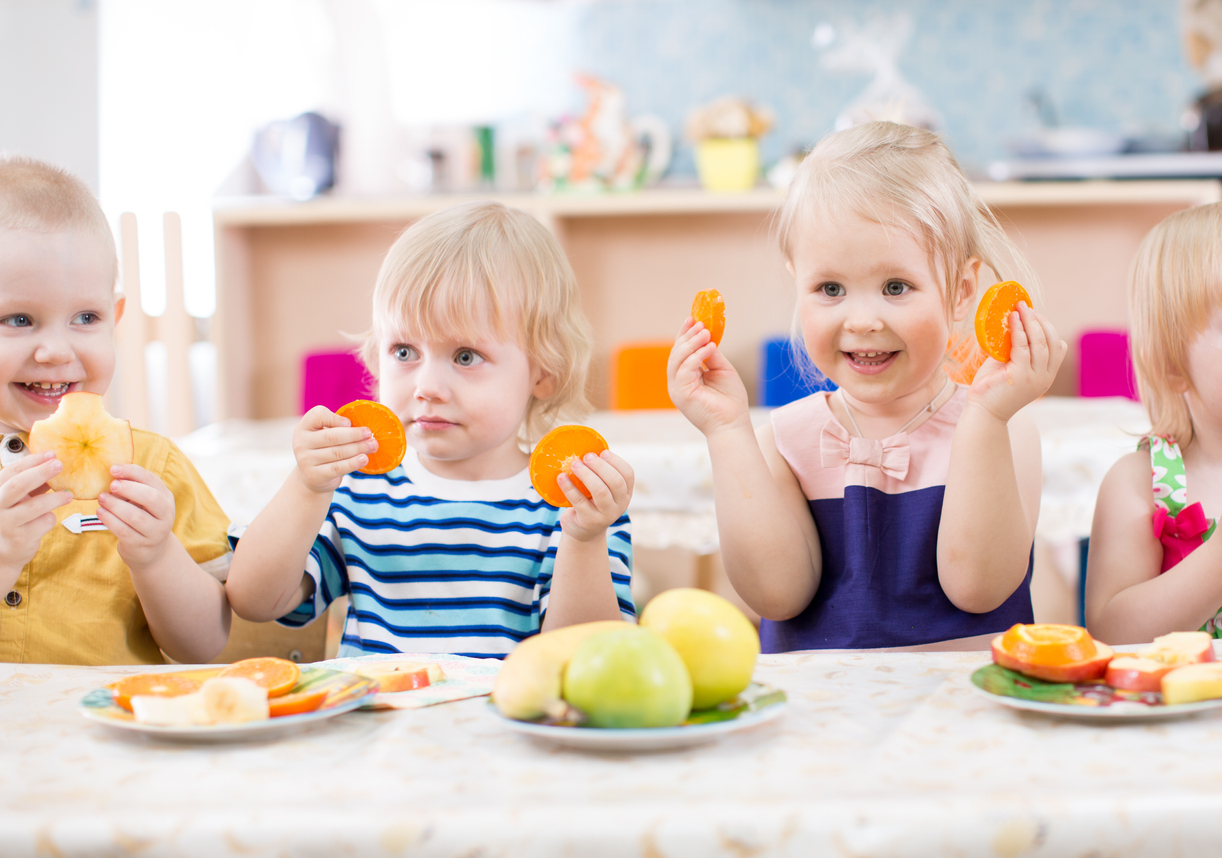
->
[[225, 201, 635, 656]]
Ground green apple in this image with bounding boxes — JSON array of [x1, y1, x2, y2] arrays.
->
[[639, 588, 760, 710], [561, 627, 692, 728]]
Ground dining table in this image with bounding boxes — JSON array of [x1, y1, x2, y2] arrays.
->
[[4, 648, 1221, 857]]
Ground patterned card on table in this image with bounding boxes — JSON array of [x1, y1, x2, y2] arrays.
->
[[317, 653, 501, 710]]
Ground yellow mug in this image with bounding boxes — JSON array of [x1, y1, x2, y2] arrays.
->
[[695, 138, 760, 193]]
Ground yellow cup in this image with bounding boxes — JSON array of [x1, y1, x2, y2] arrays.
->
[[695, 138, 760, 192]]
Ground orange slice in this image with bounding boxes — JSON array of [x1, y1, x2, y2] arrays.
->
[[991, 623, 1114, 683], [691, 289, 726, 346], [268, 687, 329, 718], [217, 657, 300, 698], [336, 399, 407, 475], [529, 425, 609, 508], [111, 672, 201, 713], [974, 280, 1031, 363]]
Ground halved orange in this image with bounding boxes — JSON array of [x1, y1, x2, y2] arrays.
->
[[337, 399, 407, 475], [529, 425, 610, 508], [111, 672, 201, 713], [217, 657, 300, 698], [974, 280, 1032, 363], [268, 687, 329, 718], [691, 289, 726, 346], [999, 623, 1097, 666]]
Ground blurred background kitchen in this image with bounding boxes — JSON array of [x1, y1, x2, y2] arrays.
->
[[3, 0, 1220, 652]]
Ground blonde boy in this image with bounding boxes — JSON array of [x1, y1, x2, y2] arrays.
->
[[0, 155, 231, 664]]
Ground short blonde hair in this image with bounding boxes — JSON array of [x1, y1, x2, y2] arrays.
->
[[0, 154, 118, 287], [1129, 202, 1222, 447], [776, 122, 1037, 382], [361, 200, 592, 443]]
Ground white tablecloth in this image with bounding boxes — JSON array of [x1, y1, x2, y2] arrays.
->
[[179, 397, 1150, 558], [4, 652, 1220, 857]]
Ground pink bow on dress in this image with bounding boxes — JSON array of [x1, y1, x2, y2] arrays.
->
[[820, 420, 911, 483], [1153, 501, 1212, 573]]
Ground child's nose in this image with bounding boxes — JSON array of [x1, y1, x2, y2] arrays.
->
[[33, 332, 74, 365], [843, 297, 885, 333], [413, 356, 450, 400]]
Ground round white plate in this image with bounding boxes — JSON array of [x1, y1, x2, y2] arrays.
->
[[490, 699, 786, 752], [968, 678, 1222, 723]]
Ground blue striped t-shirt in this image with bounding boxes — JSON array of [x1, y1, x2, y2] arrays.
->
[[280, 447, 635, 658]]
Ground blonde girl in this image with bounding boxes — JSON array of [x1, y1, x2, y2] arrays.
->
[[1087, 202, 1222, 643], [667, 121, 1066, 651], [227, 201, 635, 657]]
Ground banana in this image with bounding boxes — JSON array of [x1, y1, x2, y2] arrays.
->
[[199, 677, 269, 723], [492, 621, 626, 721]]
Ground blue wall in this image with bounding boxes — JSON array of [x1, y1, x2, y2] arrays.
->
[[571, 0, 1198, 177]]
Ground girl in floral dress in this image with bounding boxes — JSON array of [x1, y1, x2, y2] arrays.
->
[[1087, 202, 1222, 643]]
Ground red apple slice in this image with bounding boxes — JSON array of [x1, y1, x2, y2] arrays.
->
[[1162, 661, 1222, 705], [28, 392, 134, 500], [1105, 657, 1176, 693], [1140, 631, 1215, 666], [353, 660, 445, 693]]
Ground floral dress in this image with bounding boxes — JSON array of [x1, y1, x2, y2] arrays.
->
[[1148, 435, 1222, 636]]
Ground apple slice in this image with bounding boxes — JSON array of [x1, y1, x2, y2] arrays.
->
[[27, 392, 133, 500], [1140, 631, 1215, 666], [354, 660, 446, 693], [1105, 657, 1176, 693], [1162, 662, 1222, 705]]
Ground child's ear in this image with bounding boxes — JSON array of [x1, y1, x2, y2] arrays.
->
[[113, 292, 126, 325], [785, 259, 795, 277], [532, 370, 555, 401], [951, 258, 981, 323]]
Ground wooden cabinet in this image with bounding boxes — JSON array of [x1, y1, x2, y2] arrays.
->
[[212, 180, 1222, 420]]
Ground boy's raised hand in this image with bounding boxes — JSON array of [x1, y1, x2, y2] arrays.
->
[[969, 302, 1067, 421], [667, 317, 751, 437], [96, 464, 180, 572], [557, 450, 634, 543], [0, 452, 72, 589], [292, 405, 378, 493]]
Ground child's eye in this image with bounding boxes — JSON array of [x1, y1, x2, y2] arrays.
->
[[1, 314, 33, 328], [392, 344, 417, 362], [73, 312, 99, 325], [454, 349, 484, 367], [818, 283, 845, 298], [883, 280, 910, 296]]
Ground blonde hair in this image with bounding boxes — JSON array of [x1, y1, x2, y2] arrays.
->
[[360, 200, 592, 444], [775, 121, 1037, 382], [0, 154, 118, 287], [1129, 202, 1222, 447]]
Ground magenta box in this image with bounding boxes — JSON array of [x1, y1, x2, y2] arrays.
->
[[1078, 330, 1138, 400], [301, 350, 374, 414]]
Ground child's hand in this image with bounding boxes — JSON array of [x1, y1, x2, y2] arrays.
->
[[0, 452, 72, 589], [968, 302, 1067, 421], [557, 450, 634, 543], [292, 406, 378, 493], [667, 317, 751, 437], [96, 464, 179, 573]]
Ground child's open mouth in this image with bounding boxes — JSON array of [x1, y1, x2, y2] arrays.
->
[[17, 381, 74, 403], [844, 351, 897, 374]]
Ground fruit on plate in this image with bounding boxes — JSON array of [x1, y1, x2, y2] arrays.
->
[[27, 391, 134, 500], [639, 587, 759, 709], [268, 687, 330, 718], [1162, 661, 1222, 705], [990, 623, 1114, 683], [1106, 631, 1215, 692], [217, 657, 300, 697], [528, 424, 609, 508], [353, 660, 446, 692], [561, 626, 693, 728], [974, 280, 1032, 363], [336, 399, 406, 475], [690, 289, 726, 347], [198, 676, 270, 723], [492, 620, 626, 721], [112, 671, 201, 713]]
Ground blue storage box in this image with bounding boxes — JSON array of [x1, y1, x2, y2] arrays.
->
[[760, 337, 836, 407]]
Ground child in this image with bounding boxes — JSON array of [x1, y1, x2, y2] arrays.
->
[[0, 155, 232, 665], [224, 201, 635, 657], [668, 121, 1066, 651], [1086, 202, 1222, 644]]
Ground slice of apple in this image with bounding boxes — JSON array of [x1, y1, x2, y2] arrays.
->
[[27, 392, 133, 500], [1140, 631, 1215, 666], [1105, 657, 1175, 693], [354, 660, 446, 693], [1162, 662, 1222, 705]]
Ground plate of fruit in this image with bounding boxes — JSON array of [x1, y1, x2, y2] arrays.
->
[[971, 625, 1222, 722], [80, 657, 377, 741], [489, 589, 786, 752]]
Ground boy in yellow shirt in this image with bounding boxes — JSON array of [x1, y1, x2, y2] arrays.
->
[[0, 155, 231, 664]]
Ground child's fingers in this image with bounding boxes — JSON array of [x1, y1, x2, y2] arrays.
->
[[302, 405, 351, 430], [570, 453, 627, 506], [299, 437, 376, 469], [555, 471, 593, 509], [93, 502, 141, 542], [596, 449, 635, 496], [0, 453, 65, 507], [303, 425, 372, 453], [668, 323, 710, 375], [102, 477, 173, 521], [4, 486, 71, 528]]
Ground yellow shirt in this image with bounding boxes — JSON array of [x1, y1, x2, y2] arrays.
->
[[0, 429, 231, 665]]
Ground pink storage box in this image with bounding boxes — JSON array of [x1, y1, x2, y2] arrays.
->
[[301, 350, 374, 414], [1078, 330, 1138, 400]]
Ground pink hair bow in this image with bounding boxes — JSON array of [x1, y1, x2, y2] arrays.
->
[[1153, 501, 1212, 573], [820, 420, 910, 482]]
